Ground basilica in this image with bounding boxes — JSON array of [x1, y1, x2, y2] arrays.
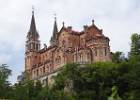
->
[[25, 11, 111, 85]]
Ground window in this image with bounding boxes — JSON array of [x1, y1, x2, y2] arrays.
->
[[58, 56, 61, 64], [33, 44, 35, 49], [62, 40, 66, 47], [74, 54, 76, 62], [34, 71, 36, 77], [105, 48, 107, 56], [43, 67, 45, 73], [40, 68, 42, 75], [81, 53, 83, 62], [46, 65, 49, 72], [50, 64, 53, 71], [99, 48, 103, 56], [36, 69, 39, 76], [95, 48, 97, 56], [56, 56, 61, 64], [87, 53, 90, 62], [36, 44, 38, 50]]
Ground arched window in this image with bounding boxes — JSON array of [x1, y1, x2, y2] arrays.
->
[[62, 40, 66, 47], [40, 68, 42, 75], [55, 58, 58, 63], [105, 47, 107, 56], [33, 44, 35, 49], [36, 44, 38, 50], [46, 65, 49, 72], [50, 64, 53, 71], [87, 52, 90, 62], [56, 56, 61, 64], [74, 54, 76, 62], [95, 48, 97, 56], [58, 56, 61, 64], [81, 53, 83, 62], [33, 70, 36, 78], [43, 67, 45, 74], [36, 69, 39, 76], [79, 53, 83, 62], [99, 48, 103, 56]]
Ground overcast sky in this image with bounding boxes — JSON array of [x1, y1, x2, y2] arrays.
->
[[0, 0, 140, 84]]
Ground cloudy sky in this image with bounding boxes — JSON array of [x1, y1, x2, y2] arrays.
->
[[0, 0, 140, 84]]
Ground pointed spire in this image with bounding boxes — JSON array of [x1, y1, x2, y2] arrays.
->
[[62, 21, 65, 27], [53, 14, 58, 35], [92, 19, 94, 25], [50, 14, 58, 46], [29, 7, 37, 34]]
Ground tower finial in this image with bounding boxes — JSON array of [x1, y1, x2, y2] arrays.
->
[[92, 19, 94, 25], [62, 21, 65, 27], [32, 5, 35, 15], [54, 13, 57, 20], [50, 13, 58, 46], [52, 13, 58, 37], [29, 6, 37, 34]]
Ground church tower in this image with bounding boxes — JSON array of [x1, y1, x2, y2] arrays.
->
[[50, 16, 58, 46], [25, 10, 40, 78], [25, 10, 40, 52]]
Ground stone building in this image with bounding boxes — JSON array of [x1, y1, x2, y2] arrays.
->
[[25, 11, 111, 85]]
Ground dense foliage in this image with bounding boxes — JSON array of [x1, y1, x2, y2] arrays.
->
[[130, 33, 140, 56], [1, 60, 140, 100], [0, 64, 12, 99], [51, 61, 140, 100]]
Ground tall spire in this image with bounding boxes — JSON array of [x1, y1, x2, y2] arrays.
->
[[29, 7, 37, 34], [50, 14, 58, 46], [26, 8, 40, 52], [53, 14, 58, 36]]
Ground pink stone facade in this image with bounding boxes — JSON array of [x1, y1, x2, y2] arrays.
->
[[25, 13, 111, 81]]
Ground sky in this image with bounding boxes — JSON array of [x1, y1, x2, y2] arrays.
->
[[0, 0, 140, 84]]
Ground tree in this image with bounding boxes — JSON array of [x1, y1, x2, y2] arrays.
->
[[52, 63, 119, 100], [111, 51, 126, 63], [0, 64, 12, 98], [0, 64, 11, 85], [129, 33, 140, 62], [108, 86, 121, 100], [130, 33, 140, 56], [17, 71, 30, 84]]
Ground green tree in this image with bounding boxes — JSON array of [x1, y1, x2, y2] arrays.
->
[[13, 80, 43, 100], [13, 83, 29, 100], [108, 86, 121, 100], [130, 33, 140, 56], [111, 52, 126, 63], [52, 63, 119, 100], [0, 64, 12, 98]]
